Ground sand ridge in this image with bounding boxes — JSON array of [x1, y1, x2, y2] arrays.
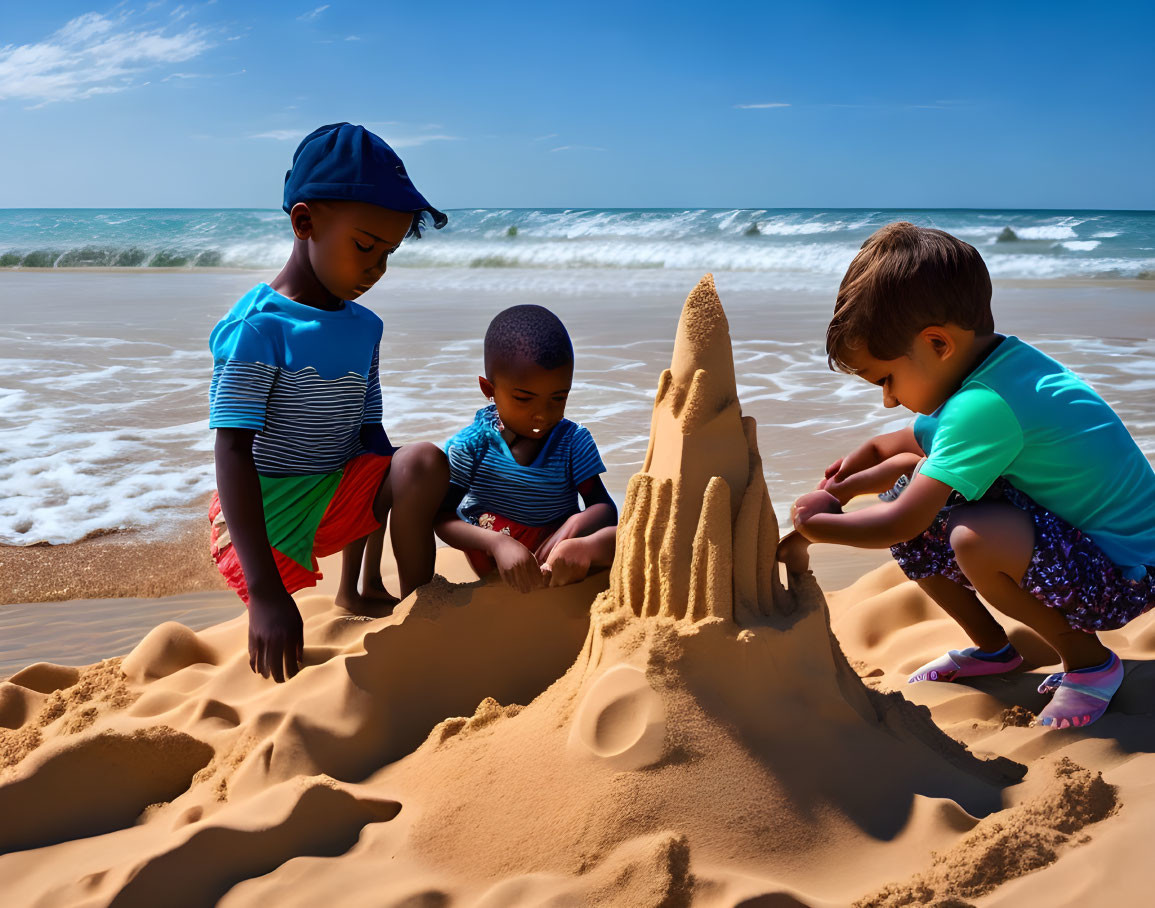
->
[[0, 275, 1151, 906]]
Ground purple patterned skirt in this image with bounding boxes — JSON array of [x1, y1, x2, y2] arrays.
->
[[890, 480, 1155, 633]]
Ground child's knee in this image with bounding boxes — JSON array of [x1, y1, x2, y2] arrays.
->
[[947, 523, 987, 573], [946, 506, 1034, 581], [394, 442, 449, 495]]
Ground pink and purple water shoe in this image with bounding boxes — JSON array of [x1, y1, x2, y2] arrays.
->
[[1034, 652, 1124, 729], [907, 644, 1024, 684]]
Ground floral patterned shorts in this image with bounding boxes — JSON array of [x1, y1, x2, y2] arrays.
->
[[890, 479, 1155, 633]]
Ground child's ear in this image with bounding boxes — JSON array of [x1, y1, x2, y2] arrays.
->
[[921, 326, 955, 360], [289, 202, 315, 240], [478, 375, 495, 400]]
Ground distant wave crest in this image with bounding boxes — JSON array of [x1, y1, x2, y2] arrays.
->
[[1, 208, 1152, 282]]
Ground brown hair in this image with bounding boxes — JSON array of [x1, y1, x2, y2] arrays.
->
[[826, 222, 993, 372]]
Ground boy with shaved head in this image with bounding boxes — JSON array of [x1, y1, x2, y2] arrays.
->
[[436, 305, 618, 592]]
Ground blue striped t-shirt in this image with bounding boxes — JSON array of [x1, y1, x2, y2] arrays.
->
[[446, 404, 606, 527], [209, 283, 383, 477]]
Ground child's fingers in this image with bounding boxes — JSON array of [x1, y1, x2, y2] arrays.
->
[[550, 561, 578, 587], [269, 640, 286, 684], [504, 561, 535, 593], [284, 644, 301, 680], [535, 534, 557, 562]]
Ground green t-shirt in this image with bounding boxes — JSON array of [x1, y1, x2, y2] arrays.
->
[[913, 336, 1155, 578]]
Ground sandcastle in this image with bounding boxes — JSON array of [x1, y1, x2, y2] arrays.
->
[[1, 276, 1050, 906]]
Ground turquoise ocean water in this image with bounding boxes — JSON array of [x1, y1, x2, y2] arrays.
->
[[1, 208, 1152, 547], [1, 208, 1153, 288]]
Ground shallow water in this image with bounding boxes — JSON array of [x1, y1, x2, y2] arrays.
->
[[1, 271, 1152, 545]]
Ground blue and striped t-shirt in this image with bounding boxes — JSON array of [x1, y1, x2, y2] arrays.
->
[[446, 404, 606, 527], [209, 283, 383, 477]]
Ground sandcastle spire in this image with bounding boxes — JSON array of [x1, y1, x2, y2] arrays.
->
[[667, 272, 739, 403], [616, 274, 783, 624]]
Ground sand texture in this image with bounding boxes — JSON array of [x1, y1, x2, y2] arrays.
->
[[2, 276, 1153, 906]]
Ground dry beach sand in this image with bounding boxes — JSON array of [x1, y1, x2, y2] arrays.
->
[[2, 276, 1154, 906]]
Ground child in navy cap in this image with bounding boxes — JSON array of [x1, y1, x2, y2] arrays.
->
[[208, 123, 450, 682]]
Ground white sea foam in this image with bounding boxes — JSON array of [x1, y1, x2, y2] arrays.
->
[[985, 254, 1154, 279], [1016, 225, 1079, 240], [6, 315, 1149, 547], [3, 209, 1152, 280], [2, 208, 1153, 542]]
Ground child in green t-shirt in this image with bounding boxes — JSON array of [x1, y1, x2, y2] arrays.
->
[[780, 221, 1155, 729]]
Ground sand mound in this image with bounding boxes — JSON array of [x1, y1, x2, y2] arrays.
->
[[1, 275, 1149, 906], [858, 757, 1118, 907]]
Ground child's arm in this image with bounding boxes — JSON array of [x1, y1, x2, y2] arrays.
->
[[434, 490, 545, 593], [821, 452, 922, 505], [214, 429, 303, 682], [821, 427, 924, 493], [534, 476, 618, 564], [793, 473, 954, 549]]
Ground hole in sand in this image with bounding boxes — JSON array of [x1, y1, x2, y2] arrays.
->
[[572, 665, 666, 770], [592, 691, 653, 756]]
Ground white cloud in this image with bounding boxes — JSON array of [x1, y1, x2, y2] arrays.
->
[[249, 129, 458, 148], [910, 99, 972, 110], [534, 132, 559, 141], [382, 133, 458, 148], [0, 11, 213, 106], [551, 144, 606, 152], [250, 130, 303, 141], [734, 102, 790, 109], [297, 5, 329, 21]]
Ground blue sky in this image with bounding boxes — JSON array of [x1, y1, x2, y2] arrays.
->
[[1, 0, 1152, 209]]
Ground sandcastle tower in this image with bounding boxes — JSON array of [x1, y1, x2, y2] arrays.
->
[[613, 273, 784, 627]]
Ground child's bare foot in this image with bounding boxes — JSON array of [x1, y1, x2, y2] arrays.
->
[[335, 579, 399, 616]]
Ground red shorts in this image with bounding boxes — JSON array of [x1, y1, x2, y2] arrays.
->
[[464, 512, 559, 577], [209, 453, 392, 604]]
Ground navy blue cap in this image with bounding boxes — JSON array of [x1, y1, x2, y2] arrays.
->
[[282, 122, 447, 230]]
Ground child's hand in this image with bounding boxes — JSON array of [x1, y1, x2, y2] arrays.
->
[[776, 531, 812, 574], [822, 457, 844, 484], [534, 515, 581, 564], [494, 535, 546, 594], [541, 537, 593, 587], [820, 473, 855, 504], [791, 489, 842, 533], [247, 589, 304, 683]]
